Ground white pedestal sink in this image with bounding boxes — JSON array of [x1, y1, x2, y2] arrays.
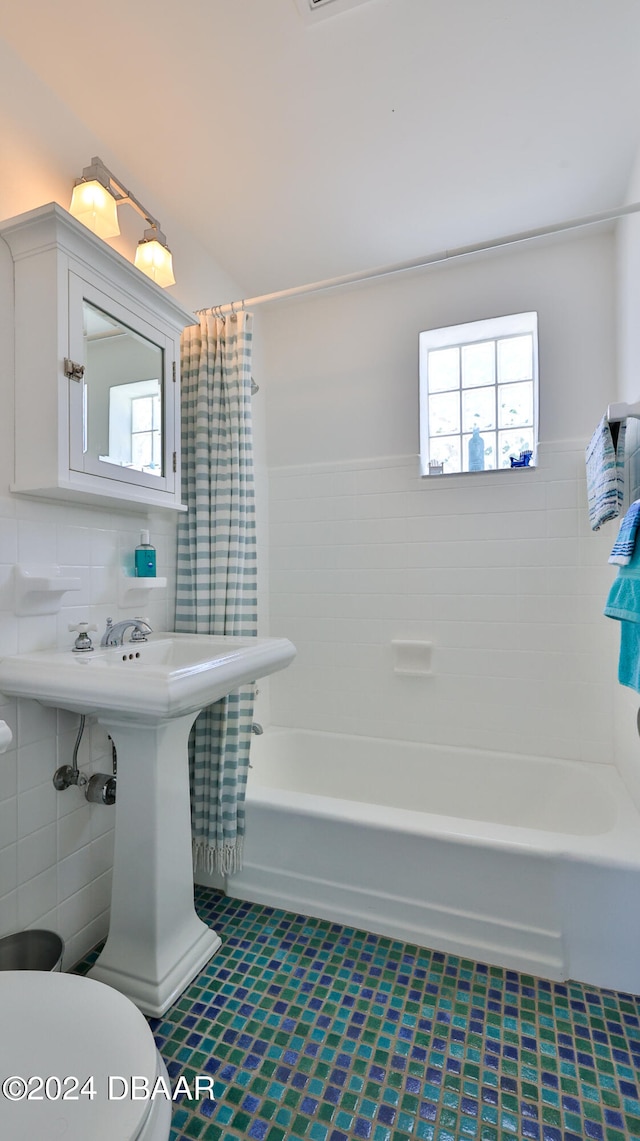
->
[[0, 633, 295, 1016]]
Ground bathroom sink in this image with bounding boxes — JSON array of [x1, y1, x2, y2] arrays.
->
[[0, 632, 295, 721], [0, 630, 296, 1019]]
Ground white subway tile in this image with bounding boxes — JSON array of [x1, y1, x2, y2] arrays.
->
[[517, 567, 550, 595], [0, 890, 18, 938], [57, 806, 92, 860], [90, 831, 115, 879], [351, 518, 408, 545], [0, 613, 18, 656], [58, 846, 94, 903], [0, 518, 18, 565], [517, 537, 580, 567], [57, 525, 91, 566], [89, 565, 117, 606], [90, 802, 115, 842], [0, 575, 12, 620], [57, 883, 98, 941], [18, 824, 56, 885], [17, 519, 57, 565], [0, 798, 17, 850], [18, 865, 57, 927], [65, 913, 109, 970], [17, 781, 57, 839], [265, 450, 617, 770], [90, 528, 119, 566], [17, 699, 57, 748], [17, 614, 57, 653], [546, 480, 580, 509], [17, 737, 57, 793], [0, 750, 17, 803], [0, 843, 16, 897]]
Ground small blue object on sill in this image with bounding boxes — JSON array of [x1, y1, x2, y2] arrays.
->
[[509, 450, 533, 468]]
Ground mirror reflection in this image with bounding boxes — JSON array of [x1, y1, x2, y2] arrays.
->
[[83, 301, 164, 478]]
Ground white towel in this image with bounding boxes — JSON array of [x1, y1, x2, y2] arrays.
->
[[585, 416, 626, 531]]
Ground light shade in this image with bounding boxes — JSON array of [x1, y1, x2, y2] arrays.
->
[[134, 238, 176, 288], [69, 180, 120, 239]]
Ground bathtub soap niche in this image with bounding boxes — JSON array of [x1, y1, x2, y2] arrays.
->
[[392, 639, 433, 676]]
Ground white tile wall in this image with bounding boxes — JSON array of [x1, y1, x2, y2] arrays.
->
[[0, 491, 177, 968], [267, 441, 618, 764]]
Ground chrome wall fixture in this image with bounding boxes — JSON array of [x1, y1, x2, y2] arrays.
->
[[69, 156, 176, 287], [53, 713, 117, 806]]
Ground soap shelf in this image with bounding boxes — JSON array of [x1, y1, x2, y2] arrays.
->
[[119, 572, 167, 607], [14, 566, 82, 616], [391, 639, 433, 677]]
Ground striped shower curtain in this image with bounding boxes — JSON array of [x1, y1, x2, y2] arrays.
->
[[175, 310, 257, 875]]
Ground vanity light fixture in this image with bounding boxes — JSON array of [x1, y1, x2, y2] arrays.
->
[[134, 226, 176, 289], [69, 162, 120, 239], [69, 156, 175, 287]]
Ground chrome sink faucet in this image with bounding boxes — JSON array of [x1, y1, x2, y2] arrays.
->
[[101, 617, 153, 647]]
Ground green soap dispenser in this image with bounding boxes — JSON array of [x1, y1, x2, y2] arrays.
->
[[135, 530, 156, 577]]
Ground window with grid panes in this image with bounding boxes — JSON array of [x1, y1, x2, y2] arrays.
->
[[419, 312, 538, 476], [131, 391, 162, 473]]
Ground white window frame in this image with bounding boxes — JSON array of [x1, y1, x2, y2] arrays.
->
[[419, 311, 539, 477]]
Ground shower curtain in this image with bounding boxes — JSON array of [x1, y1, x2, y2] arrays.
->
[[175, 310, 257, 874]]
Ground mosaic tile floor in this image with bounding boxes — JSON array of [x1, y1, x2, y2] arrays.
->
[[82, 887, 640, 1141]]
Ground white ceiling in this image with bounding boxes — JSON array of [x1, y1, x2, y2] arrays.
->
[[2, 0, 640, 299]]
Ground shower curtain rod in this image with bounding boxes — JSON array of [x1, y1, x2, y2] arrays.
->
[[199, 200, 640, 316]]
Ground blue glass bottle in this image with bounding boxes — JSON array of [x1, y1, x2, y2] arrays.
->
[[468, 426, 485, 471], [135, 530, 156, 577]]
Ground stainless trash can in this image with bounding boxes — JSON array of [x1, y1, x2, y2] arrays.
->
[[0, 930, 64, 972]]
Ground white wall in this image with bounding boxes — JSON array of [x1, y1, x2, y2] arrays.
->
[[261, 232, 619, 764], [266, 232, 616, 464], [613, 142, 640, 806], [0, 37, 239, 315], [0, 37, 244, 965]]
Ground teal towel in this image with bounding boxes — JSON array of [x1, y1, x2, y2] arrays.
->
[[618, 624, 640, 692], [604, 542, 640, 690]]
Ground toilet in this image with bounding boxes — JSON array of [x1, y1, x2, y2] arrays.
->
[[0, 971, 172, 1140]]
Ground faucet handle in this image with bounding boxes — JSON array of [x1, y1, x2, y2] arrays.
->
[[68, 621, 97, 653], [130, 617, 152, 643]]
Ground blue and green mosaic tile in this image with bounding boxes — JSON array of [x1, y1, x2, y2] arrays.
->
[[79, 887, 640, 1140]]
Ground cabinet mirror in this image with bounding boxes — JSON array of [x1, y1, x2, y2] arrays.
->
[[68, 271, 177, 496], [83, 301, 165, 479]]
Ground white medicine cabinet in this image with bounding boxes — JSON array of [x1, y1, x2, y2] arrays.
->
[[0, 203, 195, 511]]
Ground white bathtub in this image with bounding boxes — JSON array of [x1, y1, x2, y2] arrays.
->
[[227, 727, 640, 993]]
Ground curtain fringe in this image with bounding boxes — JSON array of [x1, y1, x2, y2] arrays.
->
[[193, 839, 244, 877]]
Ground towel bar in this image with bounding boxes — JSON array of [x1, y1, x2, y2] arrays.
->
[[607, 401, 640, 423]]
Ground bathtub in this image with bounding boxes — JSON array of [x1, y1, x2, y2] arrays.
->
[[227, 727, 640, 993]]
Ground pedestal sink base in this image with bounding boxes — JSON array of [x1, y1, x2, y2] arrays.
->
[[89, 925, 221, 1018], [0, 633, 297, 1016], [89, 711, 221, 1017]]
